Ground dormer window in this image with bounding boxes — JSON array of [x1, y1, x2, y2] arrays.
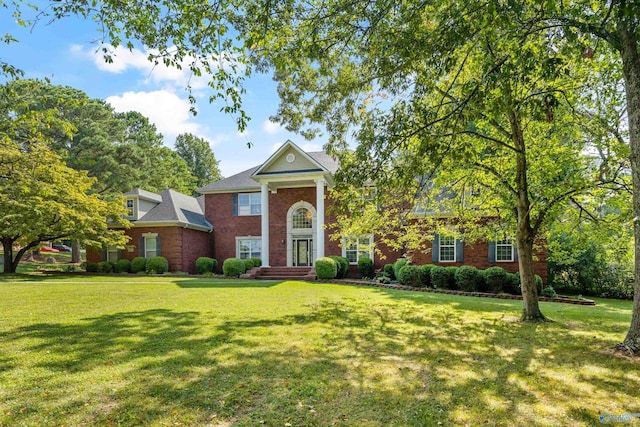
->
[[125, 198, 135, 218]]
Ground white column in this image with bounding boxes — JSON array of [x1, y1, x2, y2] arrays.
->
[[316, 178, 325, 259], [261, 182, 270, 267]]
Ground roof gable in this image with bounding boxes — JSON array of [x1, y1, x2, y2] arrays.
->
[[252, 140, 328, 177]]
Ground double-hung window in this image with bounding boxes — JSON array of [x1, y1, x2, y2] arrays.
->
[[439, 235, 456, 262], [237, 237, 261, 259], [107, 247, 119, 263], [343, 235, 373, 264], [145, 236, 157, 258], [238, 193, 261, 216], [125, 199, 135, 217], [496, 239, 515, 262]]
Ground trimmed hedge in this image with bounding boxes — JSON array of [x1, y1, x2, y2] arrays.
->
[[431, 266, 457, 289], [504, 273, 521, 295], [250, 257, 262, 267], [146, 256, 169, 274], [115, 259, 131, 273], [383, 264, 396, 280], [85, 261, 98, 273], [358, 257, 374, 279], [419, 264, 436, 288], [393, 259, 408, 279], [484, 267, 507, 293], [223, 258, 246, 276], [196, 257, 217, 274], [131, 257, 147, 274], [97, 261, 114, 273], [243, 258, 255, 271], [398, 265, 422, 287], [329, 256, 349, 279], [455, 266, 483, 292], [316, 257, 337, 280]]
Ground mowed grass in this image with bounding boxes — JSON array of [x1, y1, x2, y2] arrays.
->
[[0, 276, 637, 426]]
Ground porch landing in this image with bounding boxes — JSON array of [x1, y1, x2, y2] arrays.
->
[[240, 266, 316, 281]]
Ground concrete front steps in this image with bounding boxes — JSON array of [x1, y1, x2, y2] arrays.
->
[[241, 266, 316, 281]]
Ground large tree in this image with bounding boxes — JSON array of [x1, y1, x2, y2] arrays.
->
[[175, 133, 222, 191], [0, 86, 128, 273]]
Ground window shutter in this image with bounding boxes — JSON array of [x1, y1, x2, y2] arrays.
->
[[232, 193, 238, 216], [432, 234, 440, 262], [117, 249, 122, 260], [455, 239, 464, 262], [100, 250, 106, 262], [139, 237, 145, 257], [488, 241, 496, 263], [156, 236, 162, 257], [514, 246, 519, 262]]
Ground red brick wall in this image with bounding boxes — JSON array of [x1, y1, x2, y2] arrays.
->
[[409, 240, 548, 283], [87, 226, 212, 274], [204, 188, 547, 282]]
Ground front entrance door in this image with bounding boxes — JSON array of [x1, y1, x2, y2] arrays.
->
[[293, 238, 313, 267]]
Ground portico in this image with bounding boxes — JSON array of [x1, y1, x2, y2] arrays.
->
[[251, 141, 332, 267]]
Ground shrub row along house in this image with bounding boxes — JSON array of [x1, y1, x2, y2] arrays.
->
[[88, 140, 547, 280]]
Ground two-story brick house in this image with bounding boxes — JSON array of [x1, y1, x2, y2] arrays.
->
[[89, 140, 547, 280]]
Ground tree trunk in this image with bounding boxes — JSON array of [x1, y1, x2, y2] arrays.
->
[[71, 240, 82, 264], [617, 25, 640, 354], [2, 239, 16, 274], [508, 103, 547, 322]]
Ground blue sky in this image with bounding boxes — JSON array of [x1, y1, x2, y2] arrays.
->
[[0, 6, 327, 178]]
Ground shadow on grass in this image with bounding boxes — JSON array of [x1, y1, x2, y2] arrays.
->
[[0, 298, 635, 426], [172, 278, 283, 288]]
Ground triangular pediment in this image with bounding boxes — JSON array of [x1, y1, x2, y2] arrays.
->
[[252, 140, 327, 177]]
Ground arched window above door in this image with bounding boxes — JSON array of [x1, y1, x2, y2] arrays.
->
[[292, 207, 313, 229]]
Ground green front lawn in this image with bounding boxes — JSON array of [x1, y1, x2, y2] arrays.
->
[[0, 276, 637, 426]]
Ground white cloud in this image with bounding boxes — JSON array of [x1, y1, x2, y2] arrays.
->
[[71, 44, 210, 90], [263, 119, 282, 134], [106, 90, 201, 139]]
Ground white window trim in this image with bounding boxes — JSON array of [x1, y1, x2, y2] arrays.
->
[[125, 198, 135, 218], [236, 236, 262, 259], [439, 235, 457, 263], [238, 192, 262, 216], [107, 247, 119, 263], [342, 235, 374, 265], [496, 240, 515, 262], [144, 236, 157, 259]]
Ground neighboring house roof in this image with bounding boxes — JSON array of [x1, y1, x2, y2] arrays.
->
[[197, 141, 339, 194], [123, 188, 163, 203], [129, 189, 213, 231]]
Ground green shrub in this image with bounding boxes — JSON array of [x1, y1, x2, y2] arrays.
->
[[358, 257, 374, 279], [541, 286, 558, 298], [85, 262, 98, 273], [393, 258, 408, 278], [315, 257, 337, 280], [535, 275, 543, 295], [383, 264, 396, 280], [484, 267, 507, 293], [455, 266, 483, 292], [250, 257, 262, 268], [431, 266, 453, 289], [195, 257, 216, 274], [445, 267, 459, 289], [115, 259, 131, 273], [223, 258, 246, 276], [419, 264, 436, 288], [601, 281, 634, 300], [329, 256, 349, 279], [504, 273, 521, 295], [97, 261, 114, 273], [243, 258, 255, 271], [398, 265, 422, 287], [146, 256, 169, 274], [131, 257, 147, 274]]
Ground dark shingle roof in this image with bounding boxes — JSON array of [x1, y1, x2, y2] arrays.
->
[[136, 189, 212, 230], [123, 188, 163, 203]]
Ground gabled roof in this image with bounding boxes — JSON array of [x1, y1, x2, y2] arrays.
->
[[197, 141, 339, 194], [123, 188, 163, 203], [132, 189, 212, 231], [252, 140, 334, 176]]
